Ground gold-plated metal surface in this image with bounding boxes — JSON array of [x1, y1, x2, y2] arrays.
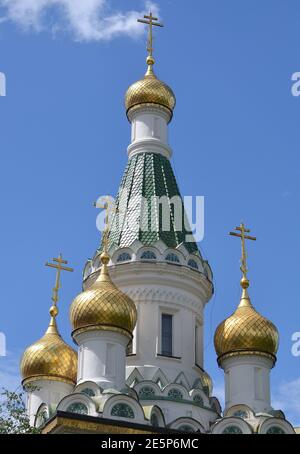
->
[[137, 12, 163, 60], [214, 223, 279, 364], [229, 223, 256, 287], [20, 318, 77, 385], [45, 253, 74, 306], [20, 254, 77, 385], [94, 197, 116, 254], [125, 74, 176, 118], [199, 368, 213, 396], [70, 205, 137, 340], [125, 10, 176, 119]]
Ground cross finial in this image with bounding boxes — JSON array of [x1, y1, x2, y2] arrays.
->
[[45, 253, 74, 313], [94, 197, 116, 255], [137, 11, 163, 66], [229, 223, 256, 288]]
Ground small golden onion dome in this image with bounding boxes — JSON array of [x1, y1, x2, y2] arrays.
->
[[214, 279, 279, 365], [70, 252, 137, 340], [198, 368, 213, 396], [20, 305, 77, 386], [125, 56, 176, 120]]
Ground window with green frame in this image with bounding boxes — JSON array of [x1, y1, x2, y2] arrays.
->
[[222, 425, 243, 434], [266, 426, 285, 434], [66, 402, 88, 415], [111, 403, 134, 419]]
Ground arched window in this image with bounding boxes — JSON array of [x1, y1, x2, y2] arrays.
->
[[117, 252, 131, 263], [81, 388, 95, 397], [126, 339, 133, 355], [266, 426, 285, 434], [167, 388, 183, 400], [141, 250, 157, 260], [36, 405, 48, 428], [84, 261, 92, 278], [111, 403, 134, 419], [178, 425, 194, 433], [222, 425, 243, 434], [151, 413, 159, 427], [188, 259, 198, 270], [66, 402, 88, 415], [165, 253, 180, 263], [139, 387, 155, 399], [193, 394, 204, 406]]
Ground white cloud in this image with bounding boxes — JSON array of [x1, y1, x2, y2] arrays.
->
[[0, 0, 159, 41], [272, 378, 300, 427]]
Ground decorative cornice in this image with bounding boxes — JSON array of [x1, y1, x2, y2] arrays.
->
[[127, 138, 172, 160], [72, 324, 133, 344], [217, 349, 277, 367], [127, 103, 172, 123], [22, 375, 75, 388]]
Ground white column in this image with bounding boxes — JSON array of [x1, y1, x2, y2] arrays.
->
[[127, 106, 172, 159], [221, 355, 273, 413], [74, 330, 129, 390], [26, 380, 73, 426]]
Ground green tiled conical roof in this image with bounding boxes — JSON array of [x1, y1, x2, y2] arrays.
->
[[103, 152, 200, 257]]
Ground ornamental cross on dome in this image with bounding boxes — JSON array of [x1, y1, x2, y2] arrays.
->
[[137, 12, 163, 59], [45, 253, 74, 307], [229, 223, 256, 280], [94, 197, 116, 254]]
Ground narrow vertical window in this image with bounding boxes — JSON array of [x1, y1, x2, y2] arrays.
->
[[126, 339, 133, 355], [161, 314, 173, 356], [105, 343, 116, 377], [195, 325, 198, 364]]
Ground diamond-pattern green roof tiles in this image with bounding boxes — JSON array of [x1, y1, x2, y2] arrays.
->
[[104, 153, 200, 256]]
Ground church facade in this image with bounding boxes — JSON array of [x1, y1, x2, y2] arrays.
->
[[19, 14, 295, 435]]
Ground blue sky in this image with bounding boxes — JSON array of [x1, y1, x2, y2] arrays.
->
[[0, 0, 300, 425]]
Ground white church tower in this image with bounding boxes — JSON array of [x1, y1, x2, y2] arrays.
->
[[81, 13, 217, 431], [213, 223, 295, 434], [70, 246, 137, 391], [20, 254, 77, 426]]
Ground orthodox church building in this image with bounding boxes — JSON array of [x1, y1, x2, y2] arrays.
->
[[20, 15, 295, 434]]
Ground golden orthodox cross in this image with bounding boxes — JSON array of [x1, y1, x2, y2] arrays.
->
[[137, 12, 163, 58], [94, 197, 116, 253], [229, 223, 256, 279], [45, 253, 73, 306]]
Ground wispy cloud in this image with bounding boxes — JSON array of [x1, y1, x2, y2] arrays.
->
[[0, 0, 159, 42], [272, 378, 300, 427]]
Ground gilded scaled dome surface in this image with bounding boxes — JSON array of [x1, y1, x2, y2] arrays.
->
[[70, 253, 137, 339], [20, 310, 77, 386], [214, 287, 279, 363], [125, 59, 176, 118]]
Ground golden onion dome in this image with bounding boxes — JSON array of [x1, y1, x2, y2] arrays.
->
[[70, 252, 137, 340], [20, 305, 77, 386], [214, 277, 279, 365], [125, 56, 176, 121]]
